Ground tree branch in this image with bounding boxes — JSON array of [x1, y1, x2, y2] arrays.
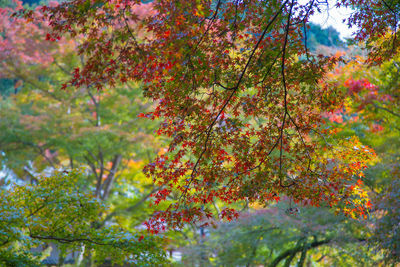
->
[[101, 154, 122, 200], [268, 238, 331, 267], [372, 102, 400, 118]]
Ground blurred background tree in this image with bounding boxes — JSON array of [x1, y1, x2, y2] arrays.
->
[[0, 1, 170, 264], [180, 202, 379, 266]]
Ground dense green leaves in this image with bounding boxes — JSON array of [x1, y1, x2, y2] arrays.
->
[[0, 170, 166, 265], [181, 201, 380, 266]]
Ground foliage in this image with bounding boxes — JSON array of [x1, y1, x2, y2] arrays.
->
[[2, 0, 400, 265], [25, 0, 386, 230], [321, 44, 400, 263], [0, 169, 166, 265], [0, 0, 161, 203], [181, 202, 379, 266], [372, 177, 400, 264], [0, 3, 170, 264]]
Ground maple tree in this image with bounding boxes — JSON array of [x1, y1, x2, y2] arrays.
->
[[1, 0, 400, 265], [179, 52, 400, 263], [22, 0, 393, 230]]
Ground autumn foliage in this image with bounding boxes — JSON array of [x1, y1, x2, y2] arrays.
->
[[2, 0, 400, 264], [11, 0, 391, 231]]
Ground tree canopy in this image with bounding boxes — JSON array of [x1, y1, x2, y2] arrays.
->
[[27, 0, 388, 228], [1, 0, 400, 265]]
